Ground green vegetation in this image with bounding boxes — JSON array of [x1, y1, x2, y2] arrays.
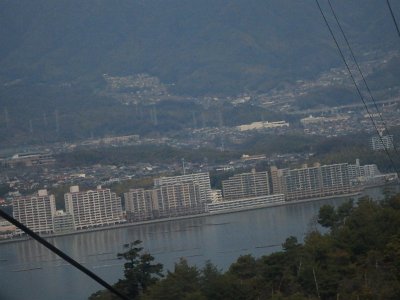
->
[[1, 1, 399, 147], [55, 145, 240, 167], [110, 177, 155, 197], [89, 240, 163, 300], [296, 86, 359, 109], [3, 1, 389, 94], [0, 184, 10, 197], [90, 193, 400, 299], [239, 133, 323, 155]]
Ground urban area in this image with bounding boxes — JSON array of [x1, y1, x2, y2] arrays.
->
[[0, 153, 396, 240]]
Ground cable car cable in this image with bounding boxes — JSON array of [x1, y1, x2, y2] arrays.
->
[[315, 0, 399, 177], [327, 0, 400, 157], [0, 208, 130, 300], [386, 0, 400, 38]]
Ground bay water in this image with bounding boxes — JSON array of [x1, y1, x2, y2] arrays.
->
[[0, 186, 395, 300]]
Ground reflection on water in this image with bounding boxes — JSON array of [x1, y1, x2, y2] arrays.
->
[[0, 186, 397, 300]]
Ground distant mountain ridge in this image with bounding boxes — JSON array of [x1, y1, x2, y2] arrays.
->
[[0, 0, 400, 147], [0, 0, 399, 94]]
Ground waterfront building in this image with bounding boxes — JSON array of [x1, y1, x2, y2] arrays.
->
[[12, 189, 56, 234], [0, 217, 16, 238], [222, 170, 270, 200], [271, 163, 350, 201], [210, 189, 223, 203], [370, 135, 394, 151], [348, 159, 381, 182], [206, 194, 285, 213], [125, 174, 209, 222], [320, 163, 350, 195], [53, 210, 75, 233], [64, 185, 124, 230], [124, 188, 154, 222], [362, 164, 380, 178], [283, 164, 323, 201], [153, 181, 204, 217], [154, 172, 212, 203], [270, 166, 289, 196]]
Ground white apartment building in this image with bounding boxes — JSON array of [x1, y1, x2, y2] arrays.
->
[[206, 194, 285, 213], [124, 188, 154, 222], [222, 170, 270, 200], [125, 174, 210, 222], [154, 172, 212, 203], [271, 163, 350, 201], [371, 135, 394, 151], [153, 181, 203, 217], [12, 189, 56, 235], [64, 185, 123, 230]]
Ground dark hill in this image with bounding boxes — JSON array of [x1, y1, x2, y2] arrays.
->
[[0, 0, 399, 146], [0, 0, 398, 94]]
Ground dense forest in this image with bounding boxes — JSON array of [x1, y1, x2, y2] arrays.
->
[[90, 192, 400, 300]]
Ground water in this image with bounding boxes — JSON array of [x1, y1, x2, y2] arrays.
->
[[0, 186, 396, 300]]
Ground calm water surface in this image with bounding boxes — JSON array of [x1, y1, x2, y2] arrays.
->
[[0, 186, 396, 300]]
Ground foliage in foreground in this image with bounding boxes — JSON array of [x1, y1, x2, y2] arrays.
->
[[91, 193, 400, 300]]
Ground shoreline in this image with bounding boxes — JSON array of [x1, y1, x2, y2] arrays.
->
[[0, 184, 392, 245]]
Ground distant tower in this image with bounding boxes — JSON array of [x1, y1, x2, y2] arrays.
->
[[29, 120, 33, 133]]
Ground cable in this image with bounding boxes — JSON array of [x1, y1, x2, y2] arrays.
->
[[315, 0, 400, 177], [387, 0, 400, 38], [0, 208, 130, 300], [327, 0, 400, 158]]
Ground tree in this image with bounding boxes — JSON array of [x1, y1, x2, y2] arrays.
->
[[142, 258, 202, 300], [317, 204, 338, 229], [89, 240, 163, 300]]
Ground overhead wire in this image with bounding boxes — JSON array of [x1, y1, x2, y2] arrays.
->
[[314, 0, 399, 177], [326, 0, 400, 158], [386, 0, 400, 38], [0, 208, 130, 300]]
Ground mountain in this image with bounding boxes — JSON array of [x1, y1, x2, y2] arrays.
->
[[0, 0, 398, 94], [0, 0, 399, 146]]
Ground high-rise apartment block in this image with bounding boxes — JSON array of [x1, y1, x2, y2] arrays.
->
[[371, 135, 394, 151], [154, 172, 212, 203], [125, 173, 211, 222], [222, 170, 270, 200], [348, 159, 380, 181], [12, 189, 56, 234], [271, 163, 350, 201], [153, 181, 203, 217], [64, 185, 123, 230], [124, 188, 154, 222]]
